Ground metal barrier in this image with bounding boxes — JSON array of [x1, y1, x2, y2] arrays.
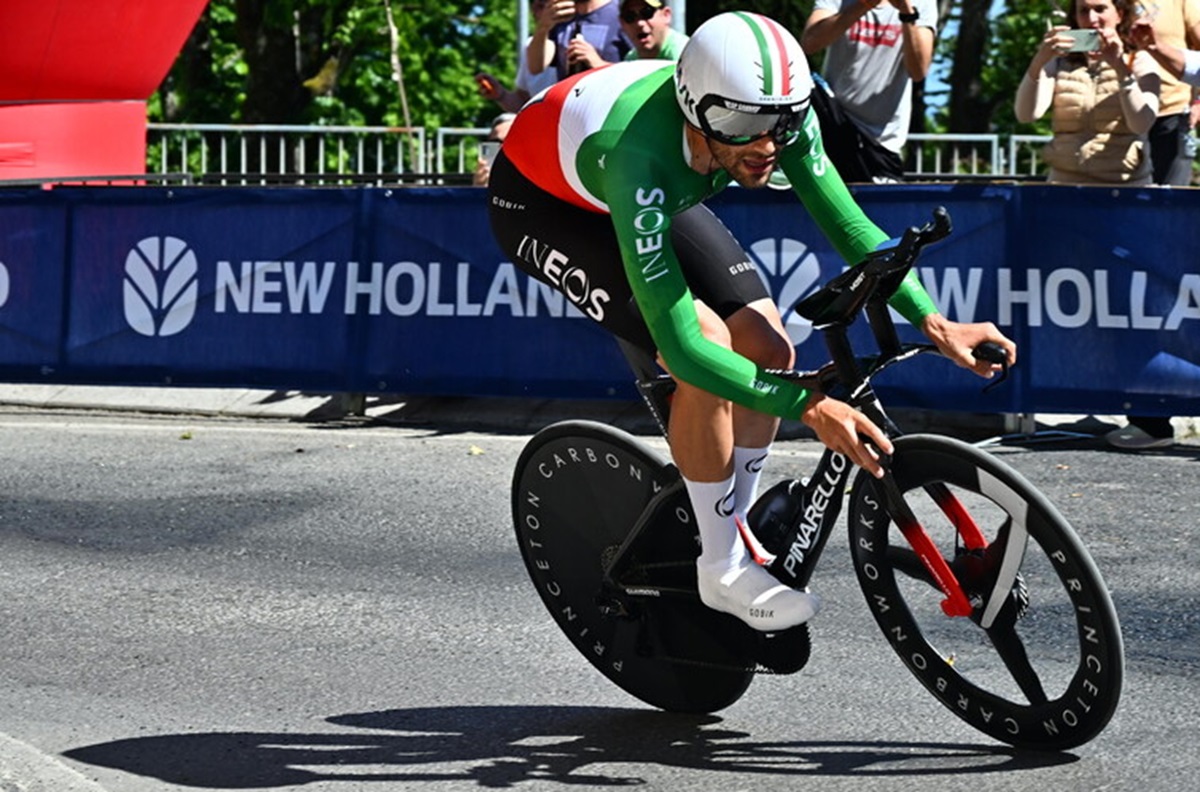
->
[[1008, 134, 1054, 178], [906, 133, 1052, 180], [147, 123, 429, 186], [145, 123, 1052, 185], [906, 133, 1002, 179], [436, 127, 491, 178]]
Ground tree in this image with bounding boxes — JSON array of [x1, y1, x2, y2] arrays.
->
[[935, 0, 1054, 136], [154, 0, 517, 129]]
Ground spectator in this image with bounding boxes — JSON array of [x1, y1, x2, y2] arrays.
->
[[1136, 0, 1200, 185], [619, 0, 687, 61], [528, 0, 631, 81], [1014, 0, 1161, 186], [1108, 6, 1200, 450], [475, 0, 559, 113], [800, 0, 938, 183], [473, 113, 515, 187], [1133, 14, 1200, 84]]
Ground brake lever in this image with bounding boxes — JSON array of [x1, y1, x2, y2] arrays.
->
[[973, 341, 1010, 394]]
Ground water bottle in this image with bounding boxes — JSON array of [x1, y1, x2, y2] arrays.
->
[[567, 21, 586, 75], [746, 478, 804, 560]]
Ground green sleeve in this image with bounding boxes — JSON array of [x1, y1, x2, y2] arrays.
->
[[604, 161, 815, 420], [779, 111, 938, 326]]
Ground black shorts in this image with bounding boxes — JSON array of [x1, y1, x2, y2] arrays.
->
[[487, 150, 770, 355]]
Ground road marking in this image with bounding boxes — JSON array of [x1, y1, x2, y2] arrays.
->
[[0, 731, 109, 791]]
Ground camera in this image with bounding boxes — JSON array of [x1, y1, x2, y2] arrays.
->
[[1063, 29, 1101, 52]]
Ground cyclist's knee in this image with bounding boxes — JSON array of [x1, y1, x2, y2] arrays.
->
[[728, 301, 794, 369], [694, 301, 734, 349], [734, 323, 794, 370]]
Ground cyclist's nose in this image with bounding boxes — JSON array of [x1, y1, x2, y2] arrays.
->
[[749, 136, 779, 156]]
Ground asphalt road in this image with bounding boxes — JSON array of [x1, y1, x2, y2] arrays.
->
[[0, 407, 1197, 791]]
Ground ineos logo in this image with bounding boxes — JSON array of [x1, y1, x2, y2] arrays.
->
[[123, 236, 199, 337], [633, 206, 667, 234], [747, 237, 821, 345]]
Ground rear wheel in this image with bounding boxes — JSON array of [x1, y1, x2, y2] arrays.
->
[[512, 420, 756, 713], [848, 434, 1123, 750]]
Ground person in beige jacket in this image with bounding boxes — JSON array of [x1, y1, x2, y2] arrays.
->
[[1015, 0, 1161, 185]]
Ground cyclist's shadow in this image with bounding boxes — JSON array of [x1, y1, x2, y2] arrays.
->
[[63, 704, 1077, 788]]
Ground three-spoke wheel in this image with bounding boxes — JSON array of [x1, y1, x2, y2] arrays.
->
[[848, 434, 1123, 750]]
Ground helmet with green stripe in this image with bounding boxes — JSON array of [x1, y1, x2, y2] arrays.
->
[[674, 11, 812, 146]]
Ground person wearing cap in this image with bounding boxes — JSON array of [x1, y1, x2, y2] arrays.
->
[[487, 12, 1014, 633], [619, 0, 688, 61]]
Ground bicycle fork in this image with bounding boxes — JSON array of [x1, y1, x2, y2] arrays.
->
[[855, 394, 987, 619]]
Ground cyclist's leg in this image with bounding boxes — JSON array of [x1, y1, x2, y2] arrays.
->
[[666, 301, 818, 631], [672, 206, 795, 518], [727, 298, 794, 521], [670, 206, 818, 629]]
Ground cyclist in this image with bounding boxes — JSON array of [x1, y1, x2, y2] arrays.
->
[[487, 11, 1016, 633]]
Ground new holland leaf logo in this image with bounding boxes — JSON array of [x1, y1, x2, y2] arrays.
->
[[748, 237, 821, 346], [123, 236, 199, 337]]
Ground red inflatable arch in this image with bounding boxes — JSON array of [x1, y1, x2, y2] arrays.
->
[[0, 0, 209, 180]]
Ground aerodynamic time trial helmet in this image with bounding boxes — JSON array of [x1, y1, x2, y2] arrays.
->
[[674, 11, 812, 146]]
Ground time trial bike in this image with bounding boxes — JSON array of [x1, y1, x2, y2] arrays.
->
[[510, 207, 1123, 751]]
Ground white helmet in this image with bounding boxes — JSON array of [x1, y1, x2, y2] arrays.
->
[[674, 11, 812, 145]]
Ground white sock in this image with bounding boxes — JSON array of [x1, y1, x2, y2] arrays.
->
[[683, 475, 746, 570], [732, 445, 770, 519]]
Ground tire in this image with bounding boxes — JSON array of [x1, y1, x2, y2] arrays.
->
[[847, 434, 1124, 750], [511, 420, 755, 713]]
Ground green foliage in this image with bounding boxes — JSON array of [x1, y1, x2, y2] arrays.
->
[[986, 0, 1054, 135], [931, 0, 1054, 136], [153, 0, 518, 130]]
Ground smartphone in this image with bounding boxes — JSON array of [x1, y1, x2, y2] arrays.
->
[[1064, 29, 1101, 52], [480, 140, 501, 166]]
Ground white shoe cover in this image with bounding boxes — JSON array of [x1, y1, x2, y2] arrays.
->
[[696, 558, 820, 632]]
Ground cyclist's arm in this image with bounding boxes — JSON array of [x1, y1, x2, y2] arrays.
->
[[606, 177, 814, 420], [778, 110, 937, 325]]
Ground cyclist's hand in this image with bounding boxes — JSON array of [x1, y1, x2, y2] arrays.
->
[[801, 393, 893, 478], [920, 313, 1017, 379]]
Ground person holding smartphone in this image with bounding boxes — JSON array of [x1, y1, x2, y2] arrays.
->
[[472, 113, 515, 187], [528, 0, 631, 81], [1015, 0, 1162, 185]]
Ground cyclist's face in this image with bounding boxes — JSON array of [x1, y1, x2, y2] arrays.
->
[[707, 135, 780, 189]]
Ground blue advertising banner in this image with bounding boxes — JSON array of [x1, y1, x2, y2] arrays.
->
[[0, 182, 1195, 415], [0, 191, 68, 369]]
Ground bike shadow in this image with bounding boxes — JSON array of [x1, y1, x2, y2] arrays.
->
[[63, 704, 1077, 788]]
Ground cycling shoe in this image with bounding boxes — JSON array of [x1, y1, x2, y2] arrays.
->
[[696, 558, 821, 632]]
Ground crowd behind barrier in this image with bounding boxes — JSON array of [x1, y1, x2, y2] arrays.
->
[[0, 181, 1196, 417]]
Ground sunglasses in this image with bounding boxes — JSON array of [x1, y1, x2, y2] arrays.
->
[[695, 94, 810, 147], [620, 5, 658, 23]]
